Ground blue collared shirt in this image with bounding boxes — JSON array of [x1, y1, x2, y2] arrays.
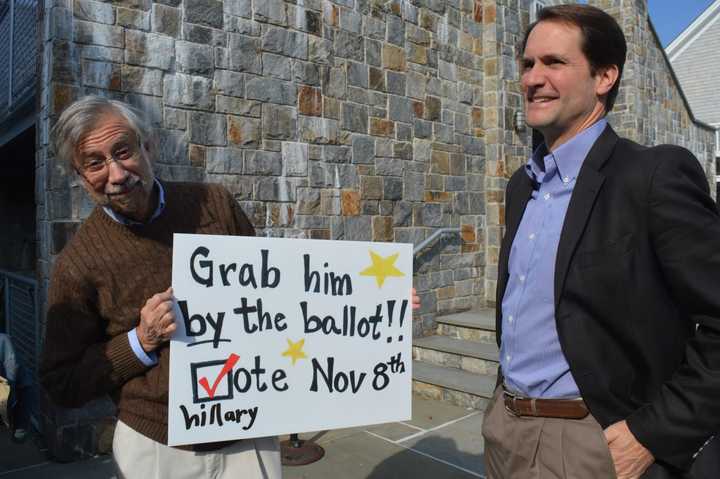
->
[[102, 179, 166, 367], [500, 119, 607, 398]]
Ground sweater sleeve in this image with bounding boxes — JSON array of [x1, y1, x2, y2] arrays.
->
[[40, 259, 150, 408]]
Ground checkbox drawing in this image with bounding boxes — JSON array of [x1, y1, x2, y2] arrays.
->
[[191, 359, 235, 403]]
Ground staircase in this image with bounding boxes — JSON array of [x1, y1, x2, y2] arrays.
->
[[412, 308, 499, 410]]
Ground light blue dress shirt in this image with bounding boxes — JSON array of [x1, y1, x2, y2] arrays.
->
[[500, 119, 607, 398], [102, 179, 165, 367]]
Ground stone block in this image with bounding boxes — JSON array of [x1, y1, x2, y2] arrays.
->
[[323, 145, 350, 164], [79, 45, 123, 63], [262, 27, 308, 59], [339, 8, 362, 33], [262, 104, 298, 140], [257, 178, 296, 202], [189, 111, 227, 146], [387, 71, 406, 96], [384, 176, 403, 200], [205, 147, 244, 173], [293, 61, 320, 85], [126, 30, 174, 70], [228, 116, 261, 148], [369, 67, 385, 91], [323, 96, 341, 120], [376, 157, 404, 176], [117, 7, 150, 31], [386, 15, 405, 46], [372, 216, 393, 242], [164, 73, 213, 109], [164, 107, 187, 130], [393, 201, 412, 226], [224, 16, 261, 36], [297, 187, 321, 214], [52, 7, 73, 41], [263, 53, 292, 80], [156, 128, 188, 164], [334, 30, 364, 61], [282, 142, 309, 176], [369, 118, 395, 138], [74, 20, 124, 48], [365, 39, 382, 67], [299, 117, 339, 144], [352, 135, 374, 164], [224, 0, 252, 18], [425, 95, 441, 121], [309, 36, 332, 64], [322, 67, 347, 99], [177, 41, 214, 75], [403, 170, 425, 201], [341, 102, 368, 134], [246, 77, 297, 105], [298, 86, 322, 117], [216, 97, 261, 117], [389, 95, 413, 124], [361, 176, 382, 200], [244, 150, 282, 175], [347, 61, 368, 89], [122, 64, 162, 95], [345, 216, 372, 241], [185, 0, 224, 28], [254, 0, 287, 26], [228, 34, 262, 73], [74, 0, 114, 24], [213, 70, 245, 97], [150, 5, 180, 37], [382, 44, 406, 71], [82, 60, 121, 89]]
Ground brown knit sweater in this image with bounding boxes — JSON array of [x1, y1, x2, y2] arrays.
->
[[40, 181, 255, 445]]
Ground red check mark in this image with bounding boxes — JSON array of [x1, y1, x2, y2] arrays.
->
[[198, 353, 240, 399]]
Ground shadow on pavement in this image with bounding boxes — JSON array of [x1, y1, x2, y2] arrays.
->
[[366, 436, 485, 479]]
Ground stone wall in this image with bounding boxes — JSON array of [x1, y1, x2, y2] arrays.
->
[[37, 0, 517, 344], [591, 0, 716, 189]]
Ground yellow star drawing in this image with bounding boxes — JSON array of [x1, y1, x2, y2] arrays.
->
[[359, 250, 406, 288], [282, 338, 308, 366]]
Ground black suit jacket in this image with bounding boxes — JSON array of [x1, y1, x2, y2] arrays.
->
[[496, 125, 720, 471]]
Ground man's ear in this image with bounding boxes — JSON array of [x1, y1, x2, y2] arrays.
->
[[595, 64, 620, 97]]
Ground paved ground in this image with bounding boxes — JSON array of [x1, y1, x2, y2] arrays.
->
[[0, 396, 488, 479]]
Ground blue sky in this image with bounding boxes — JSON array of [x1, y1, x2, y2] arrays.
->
[[648, 0, 716, 46]]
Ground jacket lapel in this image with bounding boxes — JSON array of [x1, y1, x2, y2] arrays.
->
[[554, 125, 619, 307]]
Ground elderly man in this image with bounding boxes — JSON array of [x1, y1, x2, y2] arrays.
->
[[482, 4, 720, 479], [40, 96, 281, 478]]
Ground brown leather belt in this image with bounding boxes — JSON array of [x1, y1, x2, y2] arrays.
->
[[503, 391, 589, 419]]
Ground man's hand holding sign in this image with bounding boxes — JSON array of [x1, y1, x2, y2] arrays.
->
[[169, 234, 414, 446]]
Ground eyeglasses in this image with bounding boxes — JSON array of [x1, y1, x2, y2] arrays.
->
[[77, 141, 140, 179]]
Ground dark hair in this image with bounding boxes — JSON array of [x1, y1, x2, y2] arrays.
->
[[520, 4, 627, 111]]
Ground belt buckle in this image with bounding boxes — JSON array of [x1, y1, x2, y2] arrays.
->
[[503, 391, 524, 417]]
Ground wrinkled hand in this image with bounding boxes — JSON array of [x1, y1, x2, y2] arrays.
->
[[411, 288, 421, 311], [604, 420, 654, 479], [137, 287, 177, 352]]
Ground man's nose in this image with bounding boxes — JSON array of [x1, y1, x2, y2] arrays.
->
[[107, 160, 129, 184], [522, 64, 545, 88]]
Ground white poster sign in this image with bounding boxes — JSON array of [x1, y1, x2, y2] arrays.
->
[[168, 234, 413, 446]]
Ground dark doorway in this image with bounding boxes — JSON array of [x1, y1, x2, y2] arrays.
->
[[0, 125, 36, 276]]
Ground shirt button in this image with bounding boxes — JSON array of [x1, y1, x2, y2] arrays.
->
[[544, 193, 551, 200], [529, 233, 535, 240], [519, 275, 526, 282], [508, 315, 514, 323], [506, 354, 512, 362], [563, 176, 570, 183]]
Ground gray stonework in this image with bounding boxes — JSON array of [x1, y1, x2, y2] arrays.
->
[[34, 0, 715, 456]]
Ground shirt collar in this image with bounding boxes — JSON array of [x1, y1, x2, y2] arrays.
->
[[102, 178, 165, 226], [525, 119, 608, 185]]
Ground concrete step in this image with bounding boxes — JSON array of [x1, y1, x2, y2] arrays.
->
[[413, 336, 499, 375], [412, 360, 497, 410], [435, 308, 497, 344]]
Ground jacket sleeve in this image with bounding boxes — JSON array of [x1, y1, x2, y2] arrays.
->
[[40, 260, 150, 408], [625, 146, 720, 470]]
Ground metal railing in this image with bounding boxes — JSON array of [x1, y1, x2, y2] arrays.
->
[[413, 228, 461, 256], [0, 0, 37, 118], [1, 269, 39, 379]]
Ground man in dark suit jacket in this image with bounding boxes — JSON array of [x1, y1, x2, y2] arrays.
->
[[481, 5, 720, 479]]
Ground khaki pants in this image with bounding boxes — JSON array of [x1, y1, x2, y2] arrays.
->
[[113, 420, 282, 479], [482, 386, 616, 479]]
